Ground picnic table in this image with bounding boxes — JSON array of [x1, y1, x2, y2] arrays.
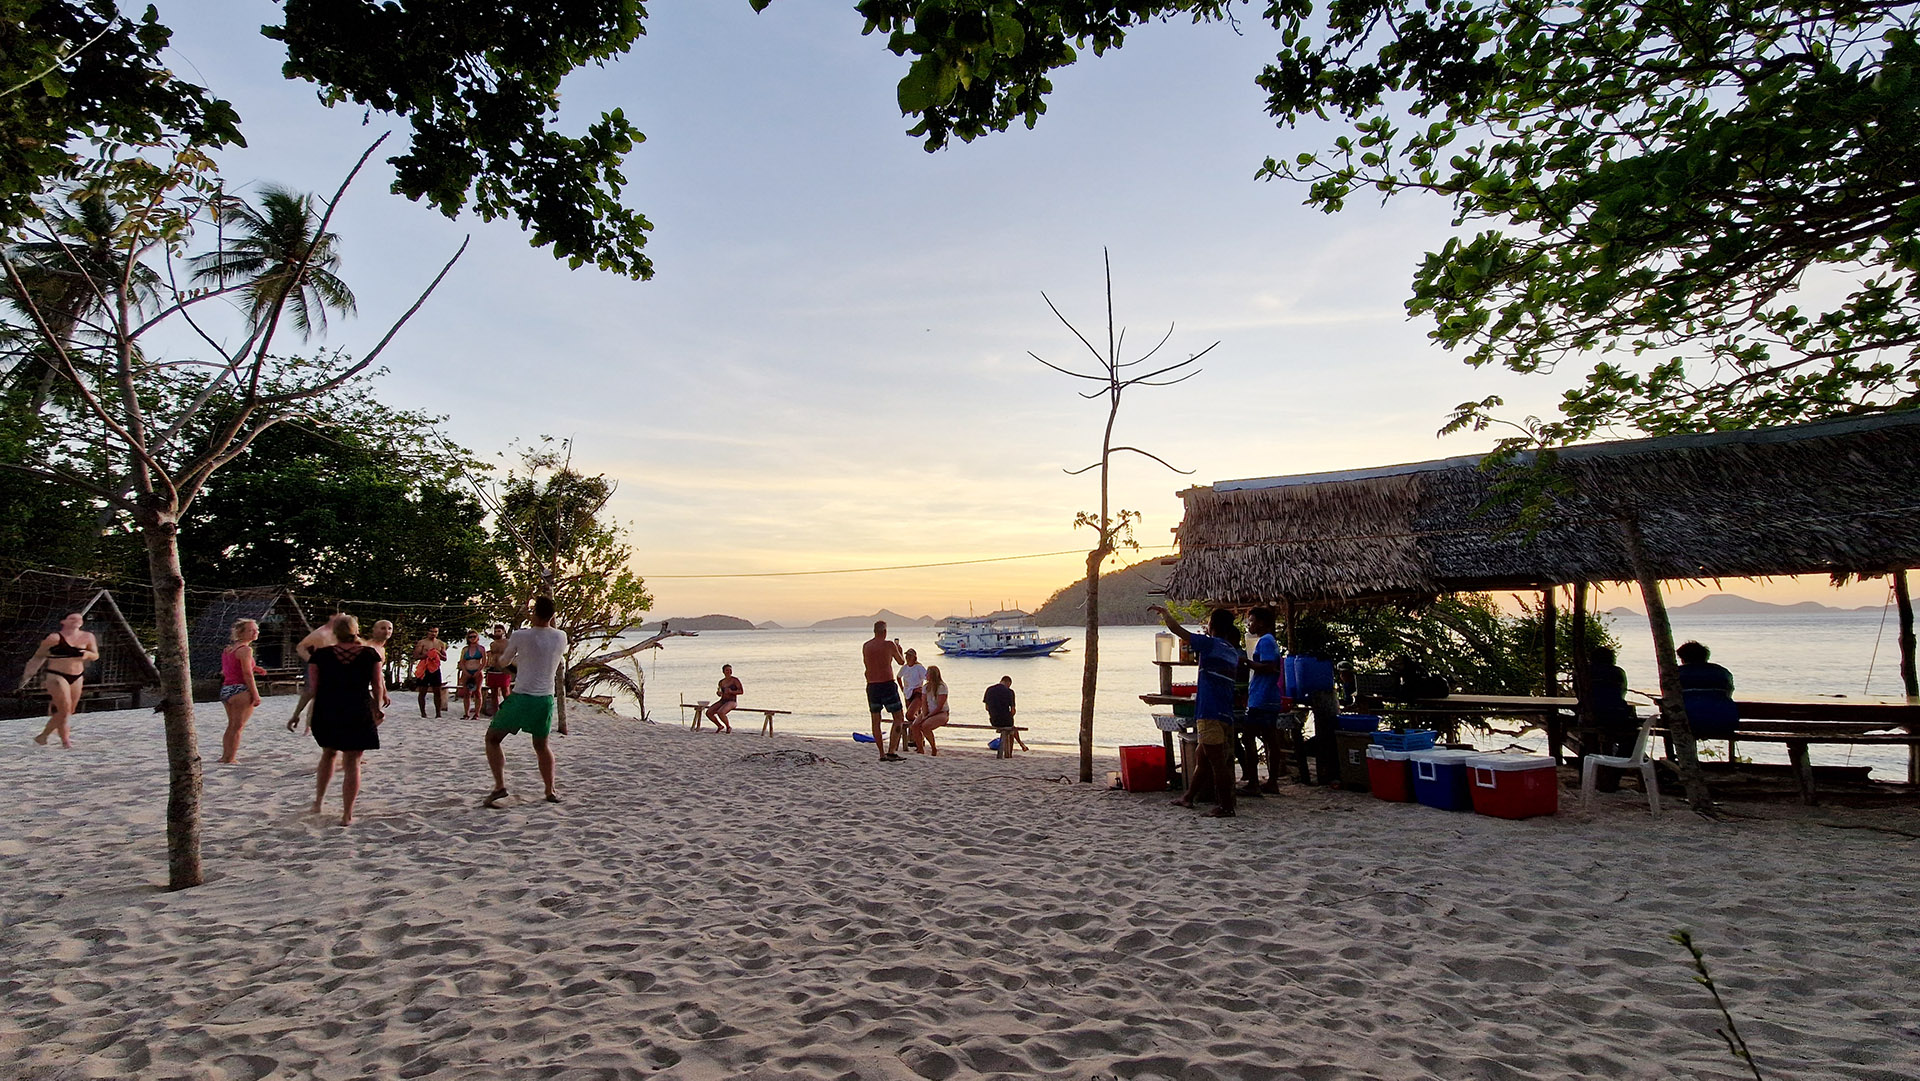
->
[[1378, 694, 1581, 744], [1649, 695, 1920, 804]]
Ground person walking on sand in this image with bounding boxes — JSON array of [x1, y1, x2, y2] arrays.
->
[[484, 596, 569, 807], [862, 621, 907, 762], [287, 613, 346, 733], [21, 611, 98, 747], [1153, 604, 1245, 818], [456, 630, 488, 720], [910, 664, 951, 755], [217, 618, 265, 763], [983, 675, 1017, 758], [307, 614, 385, 826], [705, 664, 743, 732], [482, 624, 512, 716], [413, 626, 448, 718]]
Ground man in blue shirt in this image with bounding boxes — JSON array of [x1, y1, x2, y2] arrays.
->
[[1152, 604, 1245, 817], [1238, 606, 1285, 796]]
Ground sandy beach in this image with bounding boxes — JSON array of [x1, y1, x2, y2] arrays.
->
[[2, 699, 1917, 1081]]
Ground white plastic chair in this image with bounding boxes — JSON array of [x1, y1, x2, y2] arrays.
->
[[1580, 711, 1661, 814]]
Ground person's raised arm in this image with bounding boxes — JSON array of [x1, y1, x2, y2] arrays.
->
[[1148, 604, 1195, 644]]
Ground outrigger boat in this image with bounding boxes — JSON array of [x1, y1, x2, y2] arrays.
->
[[934, 616, 1070, 658]]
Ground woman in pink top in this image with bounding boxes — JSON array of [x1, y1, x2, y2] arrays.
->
[[218, 618, 265, 763]]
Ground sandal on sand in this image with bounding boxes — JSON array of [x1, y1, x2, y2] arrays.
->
[[881, 753, 905, 762], [483, 789, 509, 808]]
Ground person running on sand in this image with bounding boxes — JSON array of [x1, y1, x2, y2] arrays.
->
[[217, 618, 265, 763], [862, 621, 907, 762], [705, 664, 743, 732], [482, 624, 512, 716], [307, 614, 385, 826], [414, 626, 448, 718], [288, 614, 346, 732], [1153, 605, 1245, 818], [457, 631, 487, 719], [910, 664, 950, 755], [484, 596, 569, 807], [21, 611, 98, 748]]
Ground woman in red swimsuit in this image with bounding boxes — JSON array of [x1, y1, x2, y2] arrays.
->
[[20, 612, 98, 748]]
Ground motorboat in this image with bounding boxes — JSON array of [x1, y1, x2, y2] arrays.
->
[[933, 616, 1070, 658]]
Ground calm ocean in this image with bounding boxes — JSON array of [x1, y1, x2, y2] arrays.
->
[[604, 610, 1915, 779]]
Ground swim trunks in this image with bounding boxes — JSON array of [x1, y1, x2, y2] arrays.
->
[[489, 693, 554, 738], [1242, 706, 1281, 733], [1196, 717, 1234, 746], [866, 680, 903, 714], [484, 671, 511, 690]]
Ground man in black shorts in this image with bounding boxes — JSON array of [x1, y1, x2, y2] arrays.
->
[[984, 675, 1016, 758], [861, 621, 907, 762]]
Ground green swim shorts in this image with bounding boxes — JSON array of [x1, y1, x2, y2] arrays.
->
[[490, 693, 554, 738]]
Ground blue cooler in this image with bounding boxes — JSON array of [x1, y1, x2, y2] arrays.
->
[[1410, 749, 1479, 811]]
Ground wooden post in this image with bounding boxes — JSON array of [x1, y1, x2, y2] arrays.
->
[[1617, 516, 1713, 812], [1895, 568, 1918, 784], [1566, 581, 1590, 763], [1541, 585, 1560, 761]]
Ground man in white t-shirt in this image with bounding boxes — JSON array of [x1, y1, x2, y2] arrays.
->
[[484, 596, 569, 807], [897, 648, 928, 751]]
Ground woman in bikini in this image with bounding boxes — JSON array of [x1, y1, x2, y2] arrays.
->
[[910, 665, 951, 755], [217, 618, 265, 763], [21, 612, 98, 748], [457, 631, 488, 720]]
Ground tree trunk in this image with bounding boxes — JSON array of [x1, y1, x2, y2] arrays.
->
[[142, 514, 204, 889], [1894, 568, 1918, 784], [1078, 547, 1103, 784], [1617, 517, 1712, 812], [1564, 581, 1589, 764]]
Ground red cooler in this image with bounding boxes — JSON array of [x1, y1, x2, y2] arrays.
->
[[1466, 754, 1560, 819], [1366, 746, 1413, 801], [1119, 745, 1168, 792]]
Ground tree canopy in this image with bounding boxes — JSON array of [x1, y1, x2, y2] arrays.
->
[[859, 0, 1920, 440]]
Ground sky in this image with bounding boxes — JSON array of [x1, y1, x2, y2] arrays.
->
[[152, 2, 1893, 623]]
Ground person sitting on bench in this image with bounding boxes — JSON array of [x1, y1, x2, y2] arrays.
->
[[1676, 640, 1738, 739]]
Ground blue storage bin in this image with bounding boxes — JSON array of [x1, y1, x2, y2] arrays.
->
[[1284, 655, 1335, 696], [1372, 729, 1437, 752], [1337, 713, 1382, 732], [1410, 749, 1479, 811]]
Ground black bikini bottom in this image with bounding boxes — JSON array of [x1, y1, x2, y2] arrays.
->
[[44, 670, 83, 685]]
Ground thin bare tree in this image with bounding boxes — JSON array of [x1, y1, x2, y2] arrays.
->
[[0, 135, 465, 888], [1032, 250, 1217, 783]]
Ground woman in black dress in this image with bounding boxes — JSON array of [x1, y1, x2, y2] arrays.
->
[[307, 614, 386, 826]]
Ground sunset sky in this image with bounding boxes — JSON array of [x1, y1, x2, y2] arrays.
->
[[162, 3, 1891, 623]]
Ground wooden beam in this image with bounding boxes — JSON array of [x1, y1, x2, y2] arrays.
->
[[1896, 569, 1918, 784], [1617, 515, 1713, 813]]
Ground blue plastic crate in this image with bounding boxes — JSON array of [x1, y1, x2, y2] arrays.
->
[[1371, 729, 1437, 752], [1337, 713, 1382, 732]]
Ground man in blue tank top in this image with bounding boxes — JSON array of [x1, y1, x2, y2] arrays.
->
[[1152, 605, 1245, 817], [1239, 606, 1285, 796]]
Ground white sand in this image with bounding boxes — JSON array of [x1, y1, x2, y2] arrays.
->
[[2, 698, 1918, 1081]]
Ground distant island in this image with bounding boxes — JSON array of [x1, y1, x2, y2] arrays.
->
[[1605, 594, 1879, 618], [1029, 558, 1176, 627], [809, 609, 939, 630], [639, 614, 758, 632]]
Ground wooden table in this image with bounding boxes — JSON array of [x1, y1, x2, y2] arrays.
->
[[1374, 694, 1580, 744]]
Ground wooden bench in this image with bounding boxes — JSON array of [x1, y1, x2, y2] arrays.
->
[[928, 723, 1028, 757], [680, 700, 793, 735], [1652, 697, 1920, 804]]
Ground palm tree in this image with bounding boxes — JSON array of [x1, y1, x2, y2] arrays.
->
[[1, 193, 161, 409], [189, 185, 356, 338]]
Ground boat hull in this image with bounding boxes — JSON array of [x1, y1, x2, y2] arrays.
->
[[935, 637, 1071, 658]]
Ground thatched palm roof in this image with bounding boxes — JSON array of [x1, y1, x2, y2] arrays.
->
[[1169, 411, 1920, 605]]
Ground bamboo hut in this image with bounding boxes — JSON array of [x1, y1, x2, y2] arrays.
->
[[1170, 411, 1920, 605], [0, 571, 159, 717], [188, 587, 316, 686]]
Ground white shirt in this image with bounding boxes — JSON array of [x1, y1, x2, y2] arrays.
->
[[899, 663, 927, 695], [500, 626, 568, 697]]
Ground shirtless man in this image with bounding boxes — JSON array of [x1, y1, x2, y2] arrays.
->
[[21, 611, 99, 748], [862, 621, 907, 762], [413, 626, 448, 718], [482, 624, 512, 716], [288, 613, 347, 733], [702, 664, 743, 732]]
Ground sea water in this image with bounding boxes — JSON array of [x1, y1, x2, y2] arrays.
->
[[604, 611, 1916, 778]]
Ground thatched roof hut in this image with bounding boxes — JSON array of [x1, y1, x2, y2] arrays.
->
[[1169, 411, 1920, 606], [188, 587, 316, 678], [0, 571, 158, 703]]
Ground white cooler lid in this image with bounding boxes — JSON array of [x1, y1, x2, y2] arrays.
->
[[1465, 754, 1556, 771], [1365, 746, 1411, 761], [1409, 748, 1480, 763]]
